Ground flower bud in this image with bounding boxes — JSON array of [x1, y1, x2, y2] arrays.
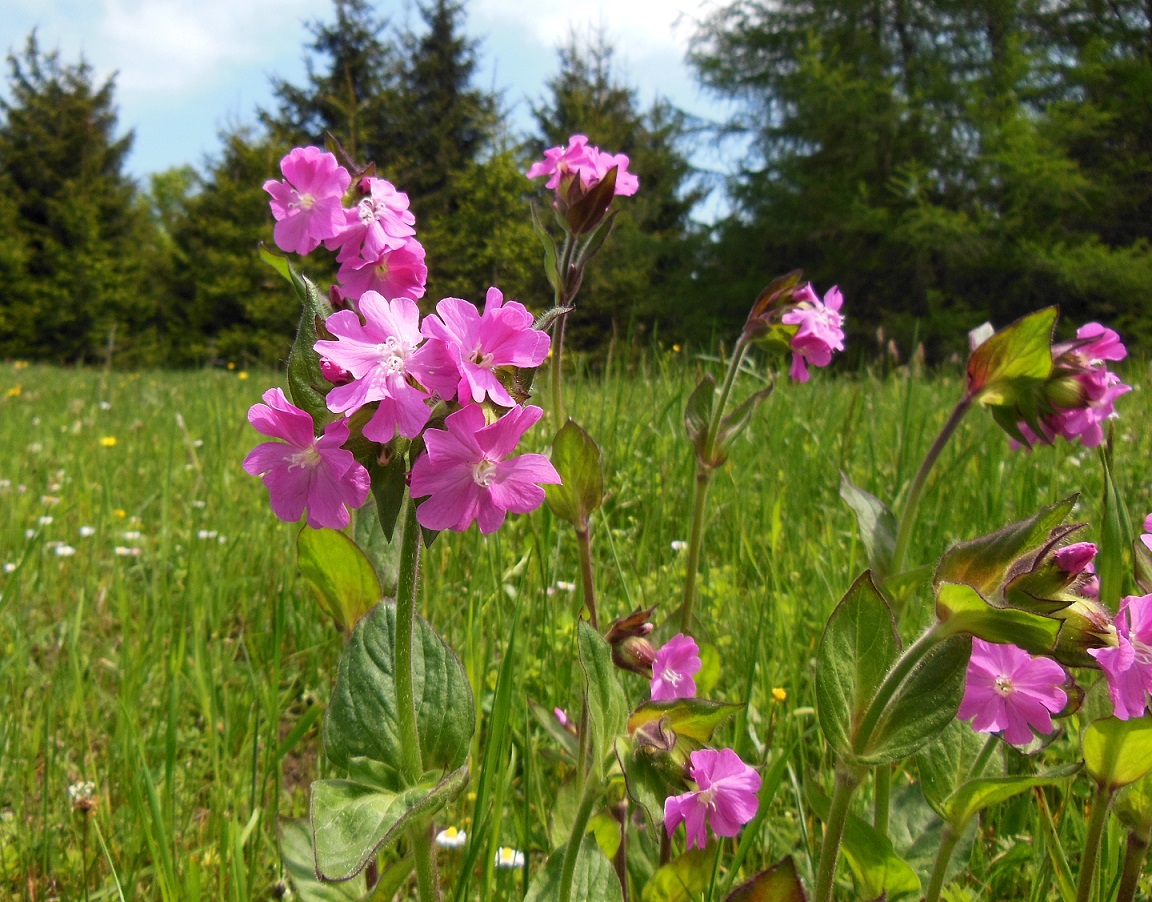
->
[[1052, 597, 1119, 668], [613, 636, 657, 676], [1054, 542, 1097, 575]]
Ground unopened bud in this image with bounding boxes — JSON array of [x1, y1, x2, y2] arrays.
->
[[633, 717, 677, 755], [1054, 542, 1097, 575], [1053, 597, 1118, 667], [606, 607, 656, 644], [613, 636, 657, 676]]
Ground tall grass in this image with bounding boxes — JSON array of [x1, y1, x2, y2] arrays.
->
[[0, 355, 1147, 899]]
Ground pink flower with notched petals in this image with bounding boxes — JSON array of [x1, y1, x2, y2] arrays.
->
[[265, 147, 351, 255], [327, 177, 416, 264], [1089, 593, 1152, 720], [651, 634, 702, 701], [242, 388, 369, 529], [420, 288, 551, 406], [409, 403, 561, 535], [781, 284, 845, 382], [337, 239, 428, 302], [527, 134, 639, 196], [314, 293, 438, 441], [958, 638, 1068, 744], [588, 149, 639, 196], [664, 748, 761, 850]]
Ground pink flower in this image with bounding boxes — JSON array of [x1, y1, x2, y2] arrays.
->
[[242, 388, 369, 529], [781, 284, 845, 382], [1054, 542, 1097, 575], [526, 133, 639, 196], [1140, 514, 1152, 554], [314, 293, 439, 441], [958, 638, 1068, 744], [664, 748, 761, 849], [420, 288, 551, 406], [409, 403, 561, 535], [264, 146, 351, 255], [1089, 594, 1152, 720], [328, 177, 417, 264], [1075, 322, 1127, 363], [337, 239, 428, 302], [651, 634, 702, 701]]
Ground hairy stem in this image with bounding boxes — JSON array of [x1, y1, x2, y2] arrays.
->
[[1117, 829, 1150, 902], [395, 499, 424, 785], [813, 764, 862, 902], [576, 524, 598, 631], [1075, 783, 1114, 902], [924, 824, 962, 902], [558, 777, 601, 902]]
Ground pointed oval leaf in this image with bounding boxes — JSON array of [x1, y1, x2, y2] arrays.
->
[[839, 474, 898, 581], [286, 275, 335, 422], [324, 602, 476, 788], [525, 834, 624, 902], [859, 634, 971, 765], [627, 699, 742, 743], [967, 307, 1056, 401], [641, 849, 713, 902], [530, 203, 562, 293], [684, 374, 717, 464], [311, 766, 468, 881], [815, 571, 900, 764], [546, 420, 603, 528], [579, 620, 628, 780], [914, 719, 1002, 820], [935, 582, 1060, 655], [297, 528, 382, 633], [279, 818, 366, 901], [725, 856, 808, 902], [1083, 716, 1152, 789], [943, 763, 1081, 829], [717, 385, 773, 459]]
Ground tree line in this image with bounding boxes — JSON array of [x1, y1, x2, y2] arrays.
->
[[0, 0, 1148, 367]]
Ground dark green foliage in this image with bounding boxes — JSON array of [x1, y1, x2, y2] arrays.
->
[[532, 30, 707, 349], [0, 34, 159, 364]]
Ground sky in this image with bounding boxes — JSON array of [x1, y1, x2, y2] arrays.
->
[[0, 0, 739, 188]]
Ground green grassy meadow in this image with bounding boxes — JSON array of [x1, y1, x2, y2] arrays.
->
[[1, 355, 1150, 900]]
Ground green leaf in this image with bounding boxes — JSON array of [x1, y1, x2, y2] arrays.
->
[[546, 420, 604, 529], [641, 849, 713, 902], [839, 474, 898, 581], [935, 496, 1078, 602], [287, 274, 335, 423], [935, 582, 1060, 655], [942, 763, 1081, 829], [530, 203, 562, 294], [859, 634, 970, 765], [297, 528, 382, 633], [1083, 716, 1152, 789], [725, 856, 808, 901], [324, 602, 475, 790], [967, 307, 1056, 403], [280, 818, 366, 901], [363, 445, 409, 544], [814, 571, 900, 764], [808, 785, 921, 900], [1114, 769, 1152, 839], [353, 497, 402, 599], [310, 766, 468, 881], [566, 165, 618, 234], [684, 375, 716, 465], [579, 620, 628, 780], [915, 719, 1002, 820], [524, 834, 623, 902], [627, 698, 742, 743], [1098, 442, 1132, 610], [579, 208, 619, 263], [620, 742, 676, 828], [716, 385, 773, 459]]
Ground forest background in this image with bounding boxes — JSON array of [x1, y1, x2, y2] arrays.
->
[[0, 0, 1149, 368]]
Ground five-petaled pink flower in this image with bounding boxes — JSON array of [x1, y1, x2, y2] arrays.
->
[[242, 388, 369, 529], [664, 748, 761, 850], [958, 638, 1068, 744], [314, 293, 438, 441], [1089, 593, 1152, 720], [781, 284, 845, 382], [651, 634, 702, 701], [328, 177, 417, 264], [337, 239, 428, 302], [265, 146, 351, 255], [420, 287, 551, 407], [409, 403, 561, 534], [527, 133, 639, 197]]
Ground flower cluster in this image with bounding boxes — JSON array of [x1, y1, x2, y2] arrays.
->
[[1089, 593, 1152, 720], [742, 276, 846, 381], [247, 146, 559, 534], [526, 133, 639, 197], [1017, 323, 1130, 448]]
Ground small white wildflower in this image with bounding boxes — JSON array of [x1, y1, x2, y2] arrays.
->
[[38, 516, 54, 526], [67, 780, 96, 811], [671, 540, 688, 552], [494, 847, 524, 868], [98, 401, 111, 410], [554, 581, 577, 593], [79, 526, 95, 538], [435, 826, 467, 849], [3, 563, 16, 573], [41, 495, 60, 505], [54, 545, 76, 557], [197, 530, 218, 540], [191, 500, 206, 509], [0, 479, 10, 489], [217, 535, 228, 545], [114, 546, 142, 557], [16, 484, 26, 493], [193, 439, 204, 448], [24, 529, 34, 539], [122, 531, 142, 541], [27, 443, 41, 453]]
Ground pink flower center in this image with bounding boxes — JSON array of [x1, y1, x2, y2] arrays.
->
[[471, 346, 496, 369], [1133, 638, 1152, 668], [292, 192, 316, 212], [290, 445, 321, 470], [993, 674, 1014, 696], [661, 666, 683, 688], [375, 336, 411, 373], [696, 785, 717, 809], [472, 459, 497, 487], [357, 199, 380, 225]]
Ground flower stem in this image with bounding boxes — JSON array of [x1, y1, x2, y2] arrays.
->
[[395, 499, 424, 785], [549, 234, 576, 423], [1075, 783, 1114, 902], [813, 764, 862, 902], [923, 824, 962, 902], [413, 822, 440, 902], [891, 394, 973, 580], [1117, 829, 1150, 902], [576, 524, 598, 630], [680, 338, 750, 634], [558, 776, 601, 902], [873, 765, 891, 836]]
